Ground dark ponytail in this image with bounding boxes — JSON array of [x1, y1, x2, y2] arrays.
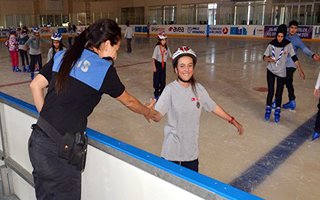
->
[[55, 19, 121, 93]]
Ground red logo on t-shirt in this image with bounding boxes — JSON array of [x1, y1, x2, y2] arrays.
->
[[191, 98, 199, 101]]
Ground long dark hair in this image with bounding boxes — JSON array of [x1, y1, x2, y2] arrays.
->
[[55, 19, 121, 93], [155, 40, 168, 50], [51, 40, 64, 58]]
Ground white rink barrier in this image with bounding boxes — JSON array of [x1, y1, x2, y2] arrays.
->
[[0, 92, 263, 200]]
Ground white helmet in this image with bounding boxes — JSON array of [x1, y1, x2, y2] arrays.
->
[[158, 31, 167, 40], [32, 26, 40, 33], [172, 46, 197, 67], [51, 32, 62, 41]]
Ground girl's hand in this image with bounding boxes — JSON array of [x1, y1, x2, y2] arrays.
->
[[297, 68, 305, 80], [313, 54, 320, 62], [264, 56, 275, 63], [314, 89, 320, 98], [230, 118, 244, 135]]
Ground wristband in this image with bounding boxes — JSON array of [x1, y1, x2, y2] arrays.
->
[[228, 116, 235, 124]]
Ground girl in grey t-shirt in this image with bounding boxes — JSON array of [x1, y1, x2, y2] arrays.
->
[[153, 46, 244, 172], [152, 31, 172, 99], [263, 24, 304, 123]]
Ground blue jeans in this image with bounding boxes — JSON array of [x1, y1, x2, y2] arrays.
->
[[28, 128, 81, 200]]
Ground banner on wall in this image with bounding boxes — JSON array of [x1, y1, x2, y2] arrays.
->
[[167, 26, 185, 34], [230, 26, 248, 36], [296, 26, 313, 39], [209, 25, 230, 36], [264, 26, 277, 37], [134, 25, 148, 33], [264, 25, 313, 39], [0, 29, 11, 38], [150, 25, 166, 34], [247, 26, 264, 37], [185, 25, 206, 35], [312, 26, 320, 39], [149, 25, 206, 36]]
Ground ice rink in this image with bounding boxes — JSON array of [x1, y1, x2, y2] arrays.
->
[[1, 35, 320, 200]]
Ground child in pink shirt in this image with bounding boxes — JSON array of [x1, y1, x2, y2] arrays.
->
[[5, 31, 21, 72]]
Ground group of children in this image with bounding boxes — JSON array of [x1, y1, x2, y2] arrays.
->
[[262, 21, 320, 141], [5, 27, 66, 79], [152, 21, 320, 145]]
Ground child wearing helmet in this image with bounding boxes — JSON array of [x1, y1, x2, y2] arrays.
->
[[152, 31, 172, 99], [25, 26, 43, 79], [5, 30, 21, 72], [18, 29, 30, 72], [47, 32, 66, 62], [152, 46, 244, 172]]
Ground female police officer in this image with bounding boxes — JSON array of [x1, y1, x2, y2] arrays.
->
[[29, 19, 156, 200]]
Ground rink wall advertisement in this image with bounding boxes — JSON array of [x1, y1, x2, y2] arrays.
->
[[150, 25, 206, 36], [264, 25, 313, 39], [208, 25, 230, 36], [312, 26, 320, 39], [228, 25, 264, 37], [0, 25, 319, 40]]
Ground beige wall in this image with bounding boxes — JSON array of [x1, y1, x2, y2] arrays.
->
[[0, 0, 34, 14], [0, 0, 286, 27]]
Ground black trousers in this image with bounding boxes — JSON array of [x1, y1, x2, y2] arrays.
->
[[153, 61, 166, 98], [266, 69, 286, 107], [126, 38, 132, 53], [315, 99, 320, 133], [170, 159, 199, 172], [29, 54, 42, 72], [28, 128, 81, 200], [19, 49, 29, 66], [285, 68, 296, 101]]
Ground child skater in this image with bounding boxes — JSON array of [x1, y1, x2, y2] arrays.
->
[[152, 31, 171, 100], [152, 46, 244, 172], [18, 29, 30, 72], [47, 32, 66, 62], [5, 30, 21, 72], [263, 24, 304, 123], [25, 26, 43, 80]]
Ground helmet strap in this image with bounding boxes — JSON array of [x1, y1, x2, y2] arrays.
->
[[177, 75, 190, 83]]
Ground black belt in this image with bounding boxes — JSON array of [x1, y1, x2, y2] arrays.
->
[[33, 117, 63, 144], [32, 117, 88, 171]]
